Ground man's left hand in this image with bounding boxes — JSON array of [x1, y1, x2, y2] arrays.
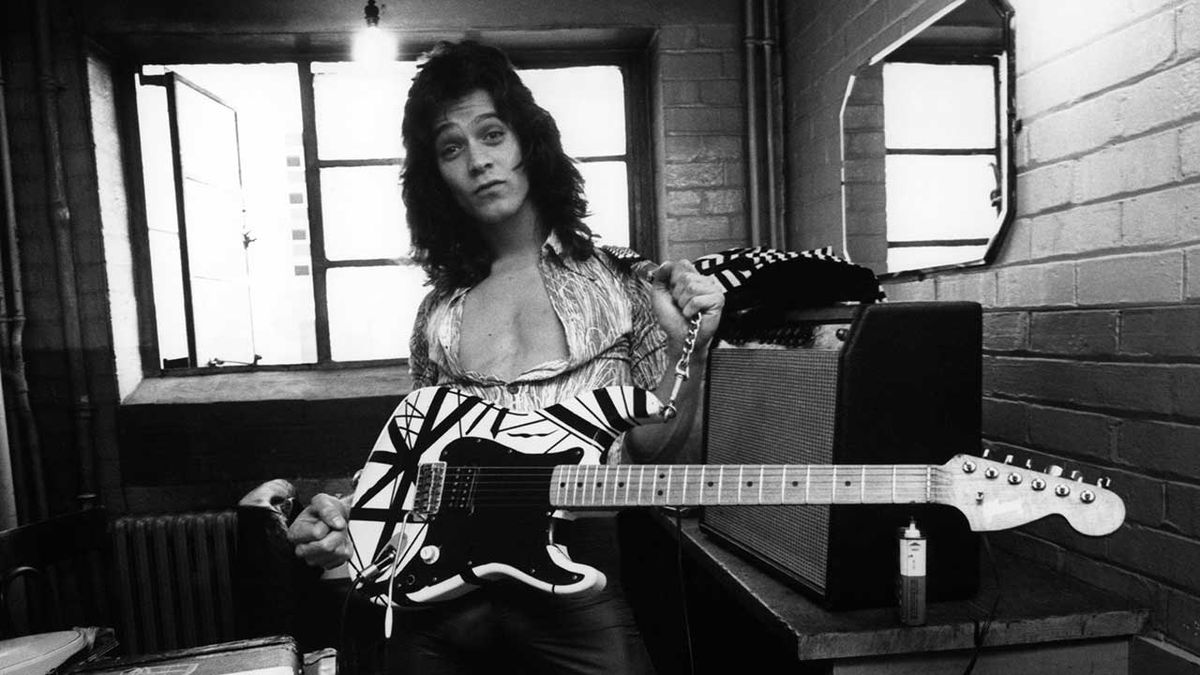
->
[[645, 259, 724, 353]]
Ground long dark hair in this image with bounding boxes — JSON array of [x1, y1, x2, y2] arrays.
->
[[402, 41, 593, 290]]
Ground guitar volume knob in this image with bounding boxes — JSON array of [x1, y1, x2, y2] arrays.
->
[[419, 545, 441, 565]]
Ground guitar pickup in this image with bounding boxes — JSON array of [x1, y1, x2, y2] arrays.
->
[[413, 462, 447, 516]]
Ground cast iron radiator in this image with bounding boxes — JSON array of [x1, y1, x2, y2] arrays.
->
[[110, 510, 238, 656]]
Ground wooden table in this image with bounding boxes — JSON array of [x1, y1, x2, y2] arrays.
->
[[620, 510, 1148, 675]]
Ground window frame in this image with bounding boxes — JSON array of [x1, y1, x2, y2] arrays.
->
[[120, 42, 656, 377], [881, 54, 1002, 259]]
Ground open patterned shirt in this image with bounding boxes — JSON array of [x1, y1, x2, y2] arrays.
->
[[407, 234, 668, 462]]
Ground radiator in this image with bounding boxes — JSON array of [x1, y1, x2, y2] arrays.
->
[[110, 510, 238, 656]]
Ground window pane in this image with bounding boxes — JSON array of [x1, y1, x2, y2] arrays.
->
[[886, 155, 1000, 241], [888, 244, 988, 272], [320, 166, 408, 260], [519, 66, 626, 158], [312, 62, 416, 160], [328, 265, 426, 360], [578, 161, 630, 246], [140, 63, 316, 368], [884, 62, 996, 149]]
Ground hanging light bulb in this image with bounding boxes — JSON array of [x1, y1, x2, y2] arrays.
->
[[353, 0, 397, 63]]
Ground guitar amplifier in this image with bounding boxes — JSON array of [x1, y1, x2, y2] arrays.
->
[[700, 301, 981, 609]]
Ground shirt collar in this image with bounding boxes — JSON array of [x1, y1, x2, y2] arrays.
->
[[540, 229, 593, 276]]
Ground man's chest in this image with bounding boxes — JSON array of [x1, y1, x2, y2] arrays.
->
[[458, 270, 570, 376]]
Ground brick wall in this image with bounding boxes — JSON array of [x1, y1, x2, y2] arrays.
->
[[2, 1, 125, 515], [785, 0, 1200, 656], [655, 24, 750, 261]]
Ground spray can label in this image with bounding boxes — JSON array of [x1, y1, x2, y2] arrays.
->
[[898, 520, 927, 626]]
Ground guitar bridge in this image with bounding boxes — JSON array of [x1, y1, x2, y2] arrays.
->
[[413, 462, 446, 516]]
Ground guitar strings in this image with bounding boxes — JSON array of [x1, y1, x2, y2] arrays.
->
[[412, 466, 951, 507]]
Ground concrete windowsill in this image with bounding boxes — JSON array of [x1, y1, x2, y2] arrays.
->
[[122, 365, 415, 405]]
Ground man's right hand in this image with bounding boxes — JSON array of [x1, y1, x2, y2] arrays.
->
[[287, 492, 353, 569]]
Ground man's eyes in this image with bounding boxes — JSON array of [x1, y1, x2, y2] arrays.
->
[[436, 126, 507, 159]]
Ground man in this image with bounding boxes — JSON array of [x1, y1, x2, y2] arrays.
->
[[288, 41, 723, 673]]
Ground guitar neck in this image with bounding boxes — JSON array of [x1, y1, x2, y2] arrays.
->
[[550, 464, 942, 509]]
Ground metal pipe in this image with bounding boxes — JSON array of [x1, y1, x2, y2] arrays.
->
[[0, 54, 47, 524], [762, 0, 782, 248], [34, 0, 97, 509], [743, 0, 762, 247]]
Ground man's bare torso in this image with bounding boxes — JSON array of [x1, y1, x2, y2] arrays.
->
[[458, 261, 569, 381]]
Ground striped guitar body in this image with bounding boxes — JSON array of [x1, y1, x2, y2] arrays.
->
[[347, 386, 1127, 607], [347, 385, 665, 605]]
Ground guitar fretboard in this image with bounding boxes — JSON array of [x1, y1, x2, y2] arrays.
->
[[550, 464, 939, 508]]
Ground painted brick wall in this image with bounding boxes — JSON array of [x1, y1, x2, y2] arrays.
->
[[2, 2, 125, 516], [785, 0, 1200, 656], [655, 24, 750, 261]]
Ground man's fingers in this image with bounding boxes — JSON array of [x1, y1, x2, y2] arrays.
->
[[294, 533, 352, 569], [311, 493, 349, 530]]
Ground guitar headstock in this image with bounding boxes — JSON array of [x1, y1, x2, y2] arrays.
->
[[938, 453, 1126, 536]]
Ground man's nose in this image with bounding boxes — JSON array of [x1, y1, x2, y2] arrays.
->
[[467, 143, 493, 176]]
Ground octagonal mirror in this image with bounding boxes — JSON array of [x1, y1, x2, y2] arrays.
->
[[841, 0, 1014, 278]]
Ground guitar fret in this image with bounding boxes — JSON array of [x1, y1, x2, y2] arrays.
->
[[860, 466, 866, 502], [682, 466, 688, 504], [758, 466, 765, 504], [831, 466, 837, 503], [583, 464, 592, 507], [892, 466, 897, 504], [805, 466, 811, 504], [780, 466, 787, 505]]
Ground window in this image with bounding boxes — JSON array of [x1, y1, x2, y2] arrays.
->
[[135, 57, 640, 370], [882, 60, 1002, 272]]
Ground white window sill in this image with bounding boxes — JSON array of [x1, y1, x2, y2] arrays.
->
[[122, 365, 414, 405]]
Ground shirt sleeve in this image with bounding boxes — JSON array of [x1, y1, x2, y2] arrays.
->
[[625, 271, 668, 391], [408, 289, 440, 388]]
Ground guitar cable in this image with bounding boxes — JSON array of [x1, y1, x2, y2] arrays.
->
[[673, 509, 697, 675], [961, 534, 1002, 675]]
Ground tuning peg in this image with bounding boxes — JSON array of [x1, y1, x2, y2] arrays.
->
[[982, 448, 992, 459], [1004, 454, 1014, 464], [1070, 470, 1083, 481], [1024, 459, 1034, 470], [1046, 465, 1064, 477], [1096, 477, 1112, 488]]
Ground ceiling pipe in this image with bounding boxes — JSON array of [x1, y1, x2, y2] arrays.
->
[[34, 0, 98, 510], [743, 0, 763, 247], [0, 49, 47, 525], [761, 0, 782, 249]]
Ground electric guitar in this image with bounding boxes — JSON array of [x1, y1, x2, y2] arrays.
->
[[347, 385, 1126, 606]]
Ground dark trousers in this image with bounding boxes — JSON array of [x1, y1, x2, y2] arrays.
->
[[386, 583, 654, 674], [237, 506, 654, 674]]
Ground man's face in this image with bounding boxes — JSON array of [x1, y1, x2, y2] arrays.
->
[[434, 89, 531, 227]]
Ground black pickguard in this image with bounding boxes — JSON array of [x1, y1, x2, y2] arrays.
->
[[392, 438, 587, 597]]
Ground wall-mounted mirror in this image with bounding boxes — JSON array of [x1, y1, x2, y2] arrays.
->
[[841, 0, 1014, 278]]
